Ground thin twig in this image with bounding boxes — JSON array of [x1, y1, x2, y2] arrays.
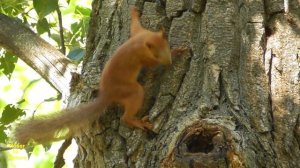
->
[[56, 6, 66, 55], [54, 138, 72, 168]]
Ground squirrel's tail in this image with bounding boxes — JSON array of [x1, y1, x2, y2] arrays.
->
[[14, 98, 105, 144]]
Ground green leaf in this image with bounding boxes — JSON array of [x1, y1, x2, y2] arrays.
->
[[75, 6, 91, 16], [44, 97, 58, 102], [0, 52, 18, 80], [71, 22, 81, 34], [70, 20, 89, 44], [24, 79, 41, 93], [0, 147, 7, 167], [36, 18, 50, 35], [0, 104, 25, 125], [43, 144, 51, 151], [25, 145, 34, 158], [0, 125, 8, 143], [62, 0, 77, 15], [17, 99, 26, 105], [50, 33, 61, 45], [67, 48, 85, 61], [33, 0, 58, 18]]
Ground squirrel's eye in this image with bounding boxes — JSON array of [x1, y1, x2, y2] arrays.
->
[[146, 42, 153, 49]]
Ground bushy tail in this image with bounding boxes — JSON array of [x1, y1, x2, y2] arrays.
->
[[14, 99, 105, 144]]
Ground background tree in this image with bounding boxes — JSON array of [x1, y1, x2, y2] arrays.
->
[[1, 0, 300, 168], [0, 0, 90, 167]]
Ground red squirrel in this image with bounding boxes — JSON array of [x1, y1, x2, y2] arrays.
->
[[15, 7, 182, 144]]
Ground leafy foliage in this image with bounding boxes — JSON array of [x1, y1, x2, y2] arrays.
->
[[33, 0, 58, 18], [0, 104, 25, 143], [0, 0, 30, 17], [0, 0, 91, 166], [36, 18, 50, 35], [1, 0, 91, 62], [0, 125, 8, 143], [0, 52, 18, 80], [0, 104, 25, 125], [75, 6, 91, 16]]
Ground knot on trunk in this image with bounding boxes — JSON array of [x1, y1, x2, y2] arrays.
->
[[181, 128, 218, 154], [161, 122, 244, 168]]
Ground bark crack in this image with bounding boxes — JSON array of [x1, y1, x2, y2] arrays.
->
[[267, 50, 275, 141], [294, 114, 300, 148]]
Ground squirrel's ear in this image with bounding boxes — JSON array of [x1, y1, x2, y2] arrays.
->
[[160, 27, 167, 39]]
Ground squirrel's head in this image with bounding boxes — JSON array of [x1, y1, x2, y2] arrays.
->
[[142, 30, 172, 66]]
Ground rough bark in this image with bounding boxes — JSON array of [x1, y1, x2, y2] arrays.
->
[[0, 14, 76, 97], [71, 0, 299, 167]]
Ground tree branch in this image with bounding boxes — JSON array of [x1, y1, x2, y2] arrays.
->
[[0, 14, 76, 97], [54, 138, 72, 168]]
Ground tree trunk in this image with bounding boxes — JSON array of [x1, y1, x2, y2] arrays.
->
[[72, 0, 300, 167]]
